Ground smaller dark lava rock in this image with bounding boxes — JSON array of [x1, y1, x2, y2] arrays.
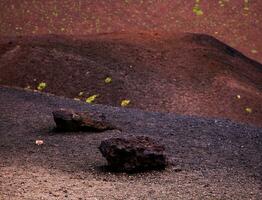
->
[[52, 109, 116, 132], [99, 136, 168, 172]]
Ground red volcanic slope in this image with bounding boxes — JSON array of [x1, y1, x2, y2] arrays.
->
[[0, 0, 261, 63], [0, 32, 261, 126]]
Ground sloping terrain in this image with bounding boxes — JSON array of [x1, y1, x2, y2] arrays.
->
[[1, 0, 262, 63], [0, 33, 261, 126], [0, 86, 261, 199]]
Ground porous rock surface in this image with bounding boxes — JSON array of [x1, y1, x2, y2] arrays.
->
[[53, 108, 116, 132], [99, 136, 168, 172]]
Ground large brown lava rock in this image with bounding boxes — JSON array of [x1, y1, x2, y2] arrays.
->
[[52, 109, 116, 132], [99, 136, 168, 172]]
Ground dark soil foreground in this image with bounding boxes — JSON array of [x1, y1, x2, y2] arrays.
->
[[0, 33, 261, 127], [0, 86, 261, 199]]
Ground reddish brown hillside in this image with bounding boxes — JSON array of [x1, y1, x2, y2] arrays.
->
[[0, 32, 261, 126], [1, 0, 261, 62]]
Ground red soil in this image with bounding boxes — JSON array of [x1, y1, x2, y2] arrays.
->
[[0, 0, 261, 63], [0, 32, 261, 126]]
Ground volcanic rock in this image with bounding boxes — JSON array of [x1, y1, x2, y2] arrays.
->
[[52, 109, 116, 132], [99, 136, 168, 172]]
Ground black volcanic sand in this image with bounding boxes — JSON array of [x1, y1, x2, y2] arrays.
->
[[0, 33, 261, 127], [0, 86, 261, 199]]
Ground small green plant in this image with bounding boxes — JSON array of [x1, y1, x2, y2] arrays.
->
[[121, 99, 130, 107], [245, 107, 252, 113], [193, 3, 204, 16], [104, 77, 112, 84], [37, 82, 47, 91], [86, 94, 99, 103]]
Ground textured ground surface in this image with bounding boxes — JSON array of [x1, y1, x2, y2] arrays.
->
[[0, 33, 261, 127], [0, 86, 261, 199], [1, 1, 261, 199]]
